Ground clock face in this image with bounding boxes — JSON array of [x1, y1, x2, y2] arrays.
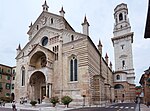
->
[[41, 16, 47, 25]]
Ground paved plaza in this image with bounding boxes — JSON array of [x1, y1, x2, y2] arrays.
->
[[0, 102, 78, 111], [0, 102, 149, 111]]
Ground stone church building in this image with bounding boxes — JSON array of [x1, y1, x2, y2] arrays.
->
[[15, 1, 135, 105]]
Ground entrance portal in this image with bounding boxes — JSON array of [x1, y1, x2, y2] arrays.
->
[[29, 71, 46, 101], [41, 86, 46, 99]]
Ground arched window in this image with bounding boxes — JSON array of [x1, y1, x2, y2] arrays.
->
[[37, 25, 39, 30], [55, 46, 56, 52], [122, 60, 125, 67], [119, 13, 123, 21], [70, 57, 78, 81], [122, 94, 125, 98], [56, 45, 59, 52], [51, 18, 53, 24], [116, 75, 120, 80], [71, 35, 74, 41], [120, 25, 122, 29], [114, 84, 124, 89], [21, 67, 25, 86]]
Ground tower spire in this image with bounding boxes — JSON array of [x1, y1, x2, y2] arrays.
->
[[98, 39, 102, 55], [105, 53, 109, 65], [109, 61, 112, 70], [29, 22, 32, 28], [16, 44, 21, 55], [81, 15, 90, 36], [83, 15, 89, 26], [59, 6, 65, 17], [42, 0, 49, 12], [98, 39, 102, 47]]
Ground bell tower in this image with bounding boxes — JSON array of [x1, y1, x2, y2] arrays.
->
[[112, 3, 135, 84]]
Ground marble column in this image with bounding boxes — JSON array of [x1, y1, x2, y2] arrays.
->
[[49, 84, 52, 98], [47, 83, 52, 98], [46, 84, 48, 97]]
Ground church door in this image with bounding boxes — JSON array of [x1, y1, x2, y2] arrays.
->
[[29, 71, 46, 101]]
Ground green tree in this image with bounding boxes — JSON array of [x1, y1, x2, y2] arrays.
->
[[50, 96, 59, 107], [61, 96, 73, 108]]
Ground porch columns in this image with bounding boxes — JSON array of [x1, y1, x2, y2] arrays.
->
[[47, 83, 52, 98], [31, 85, 35, 100], [49, 83, 52, 98], [46, 84, 48, 97]]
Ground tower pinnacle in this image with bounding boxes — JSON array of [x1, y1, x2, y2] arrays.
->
[[97, 39, 102, 55], [42, 0, 49, 12], [59, 6, 65, 17], [81, 15, 90, 36]]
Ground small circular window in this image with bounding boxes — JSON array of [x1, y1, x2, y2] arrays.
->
[[41, 36, 48, 46]]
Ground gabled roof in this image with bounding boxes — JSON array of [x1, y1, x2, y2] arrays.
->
[[16, 26, 63, 59], [27, 44, 54, 57], [27, 11, 75, 35]]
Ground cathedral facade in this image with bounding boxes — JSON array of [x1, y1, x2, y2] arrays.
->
[[15, 1, 114, 105]]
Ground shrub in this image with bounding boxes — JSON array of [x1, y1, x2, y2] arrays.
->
[[30, 100, 37, 106], [50, 96, 59, 107], [61, 96, 72, 108]]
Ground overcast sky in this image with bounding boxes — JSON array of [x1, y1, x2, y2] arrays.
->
[[0, 0, 149, 85]]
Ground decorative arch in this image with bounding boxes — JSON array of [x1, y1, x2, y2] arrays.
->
[[30, 51, 47, 69], [51, 18, 53, 24], [122, 60, 125, 67], [119, 13, 123, 21], [71, 35, 74, 41], [116, 75, 120, 80], [114, 84, 124, 89], [29, 71, 46, 100], [69, 55, 78, 81]]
